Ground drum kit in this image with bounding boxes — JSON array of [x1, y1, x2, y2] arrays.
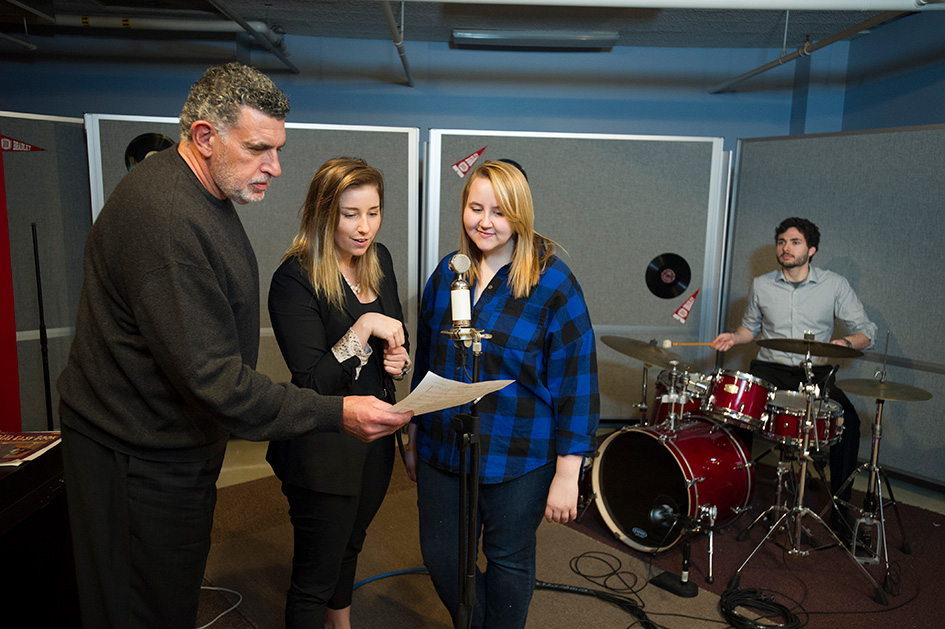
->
[[592, 333, 932, 603]]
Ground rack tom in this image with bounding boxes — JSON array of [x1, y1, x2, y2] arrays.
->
[[701, 369, 774, 430]]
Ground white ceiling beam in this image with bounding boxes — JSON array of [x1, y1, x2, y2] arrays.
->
[[400, 0, 945, 10]]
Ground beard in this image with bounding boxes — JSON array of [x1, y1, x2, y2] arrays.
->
[[210, 144, 270, 205], [778, 250, 810, 269]]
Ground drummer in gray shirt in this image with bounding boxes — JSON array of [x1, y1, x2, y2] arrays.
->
[[712, 217, 877, 534]]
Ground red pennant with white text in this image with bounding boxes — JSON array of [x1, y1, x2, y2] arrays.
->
[[0, 134, 45, 152], [672, 289, 700, 324], [451, 146, 486, 178]]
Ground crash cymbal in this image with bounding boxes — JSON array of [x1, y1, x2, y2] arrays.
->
[[835, 379, 932, 402], [600, 336, 693, 370], [756, 337, 863, 359]]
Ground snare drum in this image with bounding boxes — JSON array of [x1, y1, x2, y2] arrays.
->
[[651, 370, 709, 424], [591, 418, 754, 553], [762, 390, 844, 448], [702, 369, 774, 430]]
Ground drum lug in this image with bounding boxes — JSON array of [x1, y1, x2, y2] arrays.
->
[[686, 476, 707, 487]]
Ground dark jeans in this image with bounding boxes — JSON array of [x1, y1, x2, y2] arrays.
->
[[280, 438, 394, 628], [747, 360, 861, 502], [61, 423, 224, 629], [416, 460, 556, 629]]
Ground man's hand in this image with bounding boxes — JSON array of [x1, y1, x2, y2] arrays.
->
[[711, 332, 736, 352], [342, 396, 412, 442]]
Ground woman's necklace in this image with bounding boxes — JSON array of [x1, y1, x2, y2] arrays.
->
[[342, 271, 361, 295]]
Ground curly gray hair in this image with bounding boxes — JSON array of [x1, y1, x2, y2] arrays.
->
[[179, 62, 290, 142]]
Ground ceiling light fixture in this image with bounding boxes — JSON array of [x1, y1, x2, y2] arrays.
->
[[451, 29, 618, 51]]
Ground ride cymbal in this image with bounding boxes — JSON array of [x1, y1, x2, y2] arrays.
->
[[756, 337, 863, 359], [835, 379, 932, 402]]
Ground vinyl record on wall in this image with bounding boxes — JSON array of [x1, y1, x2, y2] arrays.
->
[[645, 253, 690, 299], [124, 133, 175, 171]]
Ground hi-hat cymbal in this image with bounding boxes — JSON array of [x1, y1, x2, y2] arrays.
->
[[835, 379, 932, 402], [756, 337, 863, 359], [600, 336, 693, 370]]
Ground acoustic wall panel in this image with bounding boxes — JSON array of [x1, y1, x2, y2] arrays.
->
[[1, 111, 90, 431], [724, 124, 945, 485], [425, 130, 728, 420], [86, 115, 419, 396]]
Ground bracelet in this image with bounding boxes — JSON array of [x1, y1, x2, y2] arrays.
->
[[842, 338, 853, 348], [405, 446, 417, 451]]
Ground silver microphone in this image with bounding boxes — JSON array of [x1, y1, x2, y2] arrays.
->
[[449, 253, 472, 329]]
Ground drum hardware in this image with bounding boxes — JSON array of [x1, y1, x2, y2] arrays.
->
[[733, 333, 889, 605], [823, 338, 929, 592], [601, 336, 696, 426], [649, 506, 717, 597], [734, 443, 830, 544]]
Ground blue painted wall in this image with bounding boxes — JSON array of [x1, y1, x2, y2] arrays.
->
[[843, 12, 945, 131]]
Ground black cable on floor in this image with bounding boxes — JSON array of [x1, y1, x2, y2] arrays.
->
[[718, 574, 803, 629]]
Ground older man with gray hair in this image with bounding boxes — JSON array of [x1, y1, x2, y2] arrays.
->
[[58, 62, 412, 628]]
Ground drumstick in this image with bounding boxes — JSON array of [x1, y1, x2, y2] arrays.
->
[[661, 339, 716, 348]]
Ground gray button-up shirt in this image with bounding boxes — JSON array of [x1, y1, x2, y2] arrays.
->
[[741, 266, 877, 366]]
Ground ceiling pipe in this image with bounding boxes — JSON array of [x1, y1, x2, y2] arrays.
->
[[1, 30, 37, 50], [206, 0, 298, 74], [381, 0, 414, 86], [54, 15, 284, 46], [401, 0, 945, 7], [709, 10, 905, 93], [6, 0, 54, 23]]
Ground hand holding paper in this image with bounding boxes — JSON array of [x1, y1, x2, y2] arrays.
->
[[390, 371, 513, 415]]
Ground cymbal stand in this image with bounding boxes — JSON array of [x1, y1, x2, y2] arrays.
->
[[733, 348, 888, 605], [637, 363, 650, 425], [823, 390, 912, 592]]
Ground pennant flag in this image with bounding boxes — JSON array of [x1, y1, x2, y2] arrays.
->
[[451, 146, 486, 178], [672, 289, 700, 324], [1, 134, 45, 152]]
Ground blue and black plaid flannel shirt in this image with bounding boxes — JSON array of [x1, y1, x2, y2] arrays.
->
[[411, 252, 600, 484]]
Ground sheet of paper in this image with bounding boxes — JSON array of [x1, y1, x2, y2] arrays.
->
[[390, 371, 514, 415]]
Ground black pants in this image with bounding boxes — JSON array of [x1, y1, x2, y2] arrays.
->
[[279, 436, 394, 628], [61, 422, 224, 629], [744, 360, 860, 502]]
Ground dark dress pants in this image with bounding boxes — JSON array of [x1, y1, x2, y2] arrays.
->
[[280, 436, 394, 628], [61, 422, 224, 629]]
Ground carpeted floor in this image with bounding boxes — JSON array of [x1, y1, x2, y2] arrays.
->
[[202, 458, 725, 628], [201, 449, 944, 628]]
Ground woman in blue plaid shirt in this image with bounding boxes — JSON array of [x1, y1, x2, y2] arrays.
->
[[406, 160, 600, 628]]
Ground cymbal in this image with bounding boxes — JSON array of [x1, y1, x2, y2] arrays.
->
[[600, 336, 693, 370], [835, 379, 932, 402], [756, 337, 863, 359]]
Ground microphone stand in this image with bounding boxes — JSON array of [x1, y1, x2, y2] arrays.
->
[[443, 255, 491, 629], [649, 512, 699, 598]]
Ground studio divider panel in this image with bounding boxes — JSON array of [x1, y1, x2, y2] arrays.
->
[[1, 111, 90, 432], [724, 124, 945, 485], [425, 130, 729, 421], [86, 115, 419, 395]]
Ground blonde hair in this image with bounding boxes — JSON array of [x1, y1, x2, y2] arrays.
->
[[284, 157, 385, 310], [459, 161, 557, 299]]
